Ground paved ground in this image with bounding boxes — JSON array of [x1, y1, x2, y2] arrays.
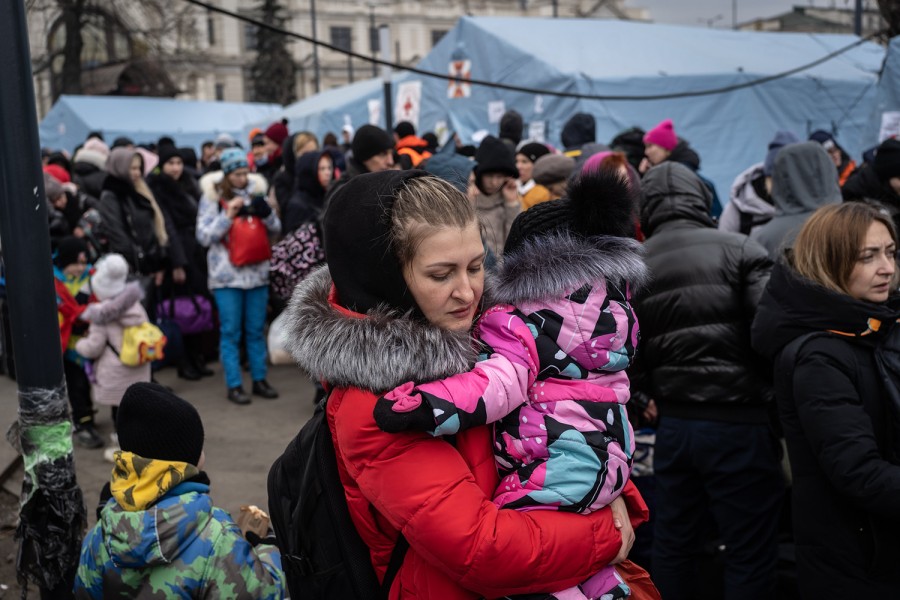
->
[[0, 361, 317, 595]]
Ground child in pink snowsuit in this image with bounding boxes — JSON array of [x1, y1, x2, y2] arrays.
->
[[375, 171, 647, 600]]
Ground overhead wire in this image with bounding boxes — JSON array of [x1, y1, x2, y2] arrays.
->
[[182, 0, 884, 102]]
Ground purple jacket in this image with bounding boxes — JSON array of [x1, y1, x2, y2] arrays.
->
[[378, 233, 648, 515]]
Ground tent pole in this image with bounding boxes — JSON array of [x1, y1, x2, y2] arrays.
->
[[311, 0, 321, 93], [379, 24, 393, 130], [0, 1, 85, 597], [854, 0, 862, 36]]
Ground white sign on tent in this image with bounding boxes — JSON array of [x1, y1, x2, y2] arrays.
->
[[880, 112, 900, 142], [488, 101, 506, 124], [395, 81, 422, 128], [368, 99, 382, 126], [448, 59, 472, 98]]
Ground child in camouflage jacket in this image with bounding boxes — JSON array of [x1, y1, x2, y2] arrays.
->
[[75, 382, 285, 599]]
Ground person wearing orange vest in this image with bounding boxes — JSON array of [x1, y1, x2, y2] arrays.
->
[[809, 130, 857, 187], [394, 121, 433, 169]]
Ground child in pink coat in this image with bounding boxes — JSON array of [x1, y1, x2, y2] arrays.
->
[[75, 254, 151, 458], [375, 170, 647, 600]]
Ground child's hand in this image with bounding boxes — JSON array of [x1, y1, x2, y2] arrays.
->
[[609, 496, 635, 565], [374, 382, 435, 433]]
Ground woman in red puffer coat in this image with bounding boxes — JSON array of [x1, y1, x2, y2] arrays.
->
[[285, 170, 648, 599]]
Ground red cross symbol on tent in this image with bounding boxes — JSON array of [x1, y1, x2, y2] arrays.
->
[[448, 59, 472, 99]]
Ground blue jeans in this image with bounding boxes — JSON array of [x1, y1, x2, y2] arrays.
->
[[651, 416, 785, 600], [213, 286, 268, 389]]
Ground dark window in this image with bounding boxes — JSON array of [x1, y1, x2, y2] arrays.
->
[[207, 16, 215, 45], [331, 26, 352, 52], [245, 22, 258, 51], [369, 26, 380, 53], [431, 29, 447, 47], [215, 83, 225, 101]]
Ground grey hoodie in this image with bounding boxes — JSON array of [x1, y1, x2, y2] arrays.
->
[[751, 142, 841, 259]]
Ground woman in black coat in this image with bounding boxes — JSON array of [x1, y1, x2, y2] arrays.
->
[[146, 146, 213, 381], [97, 148, 169, 278], [752, 201, 900, 598]]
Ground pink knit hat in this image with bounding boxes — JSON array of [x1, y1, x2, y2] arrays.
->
[[644, 119, 677, 151]]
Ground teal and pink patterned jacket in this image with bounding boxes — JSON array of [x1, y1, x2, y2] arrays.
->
[[376, 233, 648, 515]]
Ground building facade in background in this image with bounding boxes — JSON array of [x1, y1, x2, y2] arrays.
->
[[738, 3, 886, 36], [26, 0, 647, 118]]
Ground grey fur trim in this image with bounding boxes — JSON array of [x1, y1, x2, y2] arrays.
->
[[81, 281, 145, 324], [283, 267, 477, 393], [490, 233, 649, 305]]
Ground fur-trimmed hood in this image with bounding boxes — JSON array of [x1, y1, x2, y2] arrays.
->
[[198, 171, 268, 203], [491, 233, 648, 306], [284, 267, 477, 393], [81, 281, 144, 324]]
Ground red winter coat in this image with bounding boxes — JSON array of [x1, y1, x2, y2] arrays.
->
[[286, 268, 648, 599]]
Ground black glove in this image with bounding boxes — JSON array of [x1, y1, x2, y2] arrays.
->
[[374, 394, 436, 433], [249, 194, 272, 218], [246, 528, 277, 547]]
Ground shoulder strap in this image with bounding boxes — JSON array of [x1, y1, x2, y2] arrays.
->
[[776, 332, 827, 396], [380, 534, 409, 599]]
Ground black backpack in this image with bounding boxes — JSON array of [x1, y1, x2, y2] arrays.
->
[[267, 396, 408, 599]]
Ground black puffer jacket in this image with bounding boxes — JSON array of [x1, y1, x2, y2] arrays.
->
[[751, 261, 900, 598], [634, 162, 773, 422], [842, 162, 900, 230]]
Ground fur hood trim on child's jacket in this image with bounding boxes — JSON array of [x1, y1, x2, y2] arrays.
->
[[491, 233, 649, 306], [284, 266, 476, 393], [81, 281, 144, 324]]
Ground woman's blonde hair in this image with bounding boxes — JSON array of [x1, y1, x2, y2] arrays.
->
[[792, 202, 897, 295], [390, 175, 477, 267], [131, 154, 169, 247], [293, 131, 319, 157]]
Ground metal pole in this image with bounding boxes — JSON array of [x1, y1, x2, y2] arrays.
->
[[379, 24, 393, 130], [0, 1, 85, 597], [311, 0, 321, 93], [348, 51, 354, 84], [369, 3, 377, 78], [854, 0, 863, 36], [552, 0, 558, 18], [732, 0, 737, 29]]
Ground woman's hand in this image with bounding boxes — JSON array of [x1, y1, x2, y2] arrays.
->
[[609, 496, 635, 564], [225, 197, 244, 219], [172, 267, 186, 285], [501, 177, 519, 206]]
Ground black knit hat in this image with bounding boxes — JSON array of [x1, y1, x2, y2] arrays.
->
[[54, 236, 88, 269], [351, 125, 395, 165], [474, 135, 519, 181], [157, 144, 181, 168], [117, 382, 205, 465], [323, 169, 429, 315], [394, 121, 416, 138], [873, 138, 900, 182], [504, 169, 635, 256], [517, 142, 551, 164], [499, 110, 524, 146]]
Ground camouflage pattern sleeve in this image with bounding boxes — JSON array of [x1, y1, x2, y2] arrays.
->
[[202, 507, 286, 599]]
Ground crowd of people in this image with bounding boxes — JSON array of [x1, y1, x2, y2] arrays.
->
[[31, 106, 900, 598]]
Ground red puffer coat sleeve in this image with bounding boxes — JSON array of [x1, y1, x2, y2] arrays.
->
[[329, 386, 648, 599]]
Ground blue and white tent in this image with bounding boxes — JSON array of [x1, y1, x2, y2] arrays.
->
[[40, 95, 282, 154], [277, 16, 886, 198], [866, 36, 900, 148]]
